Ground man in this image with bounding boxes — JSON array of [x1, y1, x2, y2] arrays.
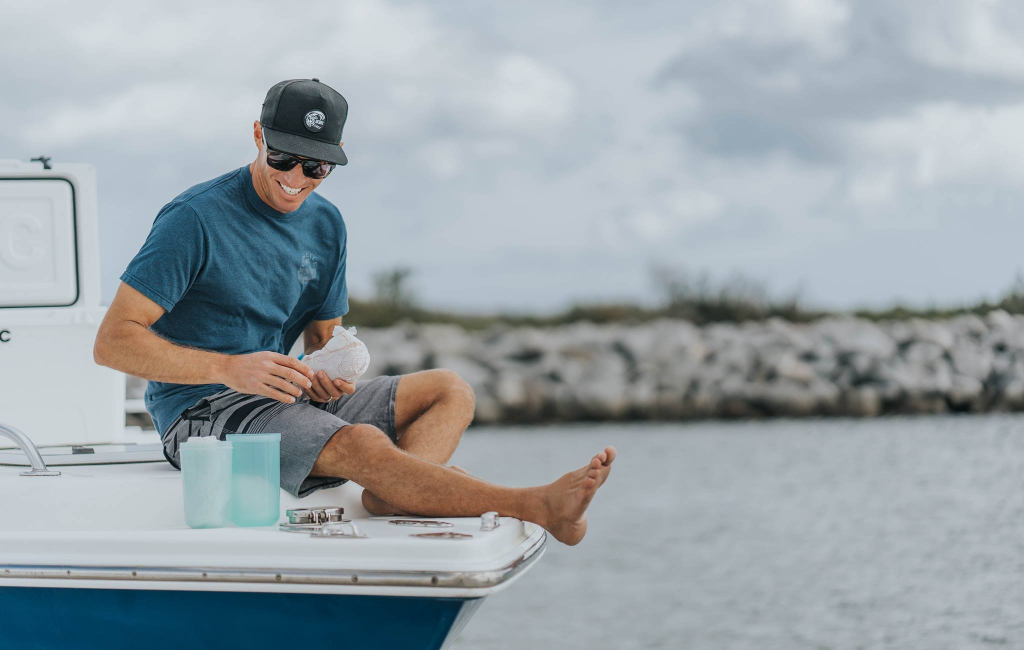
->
[[94, 78, 614, 545]]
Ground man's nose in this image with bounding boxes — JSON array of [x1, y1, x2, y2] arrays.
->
[[283, 165, 307, 185]]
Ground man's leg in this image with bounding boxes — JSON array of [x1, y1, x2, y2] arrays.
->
[[311, 423, 615, 546], [362, 369, 476, 514], [393, 368, 475, 460]]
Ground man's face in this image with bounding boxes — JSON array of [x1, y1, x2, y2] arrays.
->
[[250, 121, 338, 213]]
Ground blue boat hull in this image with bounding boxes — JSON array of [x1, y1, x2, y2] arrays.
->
[[0, 586, 481, 650]]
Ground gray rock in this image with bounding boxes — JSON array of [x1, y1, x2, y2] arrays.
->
[[418, 324, 472, 357], [493, 371, 528, 409], [749, 379, 819, 416], [948, 375, 984, 411], [772, 352, 817, 384], [433, 355, 491, 394], [948, 314, 988, 340], [987, 309, 1016, 331], [472, 396, 502, 424], [996, 377, 1024, 409], [817, 317, 896, 358], [902, 341, 946, 366], [905, 318, 956, 350], [843, 386, 882, 417], [948, 341, 993, 382]]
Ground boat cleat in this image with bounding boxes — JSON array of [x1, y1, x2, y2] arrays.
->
[[480, 511, 500, 531], [278, 506, 349, 534]]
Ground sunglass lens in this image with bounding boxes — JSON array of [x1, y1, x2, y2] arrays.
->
[[302, 161, 335, 179], [266, 150, 299, 171]]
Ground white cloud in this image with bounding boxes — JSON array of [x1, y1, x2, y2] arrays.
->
[[666, 188, 724, 224], [15, 0, 576, 154], [417, 140, 465, 179], [847, 101, 1024, 188], [845, 168, 898, 206], [468, 54, 576, 131], [23, 82, 254, 148], [681, 0, 850, 59], [905, 0, 1024, 79]]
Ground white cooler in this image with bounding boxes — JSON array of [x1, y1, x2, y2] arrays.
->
[[0, 159, 126, 447]]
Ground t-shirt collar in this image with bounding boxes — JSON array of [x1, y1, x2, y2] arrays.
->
[[241, 164, 303, 219]]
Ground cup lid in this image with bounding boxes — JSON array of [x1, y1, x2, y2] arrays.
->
[[182, 436, 231, 447], [225, 433, 281, 442]]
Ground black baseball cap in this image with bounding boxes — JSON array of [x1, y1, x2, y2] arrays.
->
[[260, 78, 348, 166]]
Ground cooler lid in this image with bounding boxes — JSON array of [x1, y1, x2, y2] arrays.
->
[[0, 178, 78, 308]]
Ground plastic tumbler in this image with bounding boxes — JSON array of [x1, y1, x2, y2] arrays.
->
[[226, 433, 281, 526], [180, 436, 233, 529]]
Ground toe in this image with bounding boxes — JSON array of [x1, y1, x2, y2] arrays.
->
[[603, 446, 616, 465]]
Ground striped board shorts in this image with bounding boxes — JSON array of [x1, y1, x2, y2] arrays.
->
[[161, 375, 401, 497]]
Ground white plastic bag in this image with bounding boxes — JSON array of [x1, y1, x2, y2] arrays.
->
[[303, 326, 371, 383]]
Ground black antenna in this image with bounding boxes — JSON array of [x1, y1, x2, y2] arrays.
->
[[30, 155, 52, 170]]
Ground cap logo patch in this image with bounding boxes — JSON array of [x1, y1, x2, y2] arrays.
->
[[304, 110, 326, 132]]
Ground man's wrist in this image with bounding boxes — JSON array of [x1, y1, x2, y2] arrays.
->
[[207, 353, 231, 385]]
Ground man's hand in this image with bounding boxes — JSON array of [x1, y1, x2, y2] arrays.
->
[[305, 370, 356, 403], [220, 352, 315, 404]]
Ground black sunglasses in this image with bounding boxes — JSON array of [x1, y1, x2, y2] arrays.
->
[[266, 148, 335, 179]]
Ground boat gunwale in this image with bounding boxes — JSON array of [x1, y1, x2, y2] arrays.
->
[[0, 528, 546, 590]]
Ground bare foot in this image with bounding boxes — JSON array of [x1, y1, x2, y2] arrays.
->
[[541, 446, 616, 546], [361, 465, 471, 516]]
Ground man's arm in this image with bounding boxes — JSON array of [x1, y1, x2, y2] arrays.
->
[[94, 282, 315, 404], [304, 316, 341, 356], [300, 317, 356, 402]]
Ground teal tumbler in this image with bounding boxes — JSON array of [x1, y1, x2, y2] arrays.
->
[[180, 436, 233, 529], [226, 433, 281, 527]]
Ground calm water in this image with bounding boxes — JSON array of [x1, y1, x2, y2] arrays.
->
[[449, 416, 1024, 650]]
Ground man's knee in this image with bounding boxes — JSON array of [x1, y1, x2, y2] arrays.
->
[[333, 423, 393, 455], [314, 423, 394, 476], [435, 368, 476, 412]]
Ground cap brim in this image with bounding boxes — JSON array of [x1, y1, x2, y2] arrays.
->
[[263, 126, 348, 166]]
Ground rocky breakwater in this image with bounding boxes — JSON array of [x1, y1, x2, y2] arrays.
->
[[122, 311, 1024, 425], [353, 311, 1024, 423]]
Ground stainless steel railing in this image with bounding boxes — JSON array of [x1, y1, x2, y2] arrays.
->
[[0, 423, 60, 476]]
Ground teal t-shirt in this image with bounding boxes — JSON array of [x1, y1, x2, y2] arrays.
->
[[120, 165, 349, 436]]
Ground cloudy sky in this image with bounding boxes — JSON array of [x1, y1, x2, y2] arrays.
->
[[3, 0, 1024, 312]]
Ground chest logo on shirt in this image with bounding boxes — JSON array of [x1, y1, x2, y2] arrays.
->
[[304, 110, 326, 132], [298, 252, 318, 287]]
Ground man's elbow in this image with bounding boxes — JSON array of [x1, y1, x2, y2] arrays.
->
[[93, 323, 125, 369], [93, 330, 113, 367]]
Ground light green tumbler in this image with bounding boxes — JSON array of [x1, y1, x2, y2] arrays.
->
[[226, 433, 281, 527], [180, 436, 233, 529]]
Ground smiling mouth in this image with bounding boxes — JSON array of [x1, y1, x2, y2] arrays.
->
[[277, 180, 304, 196]]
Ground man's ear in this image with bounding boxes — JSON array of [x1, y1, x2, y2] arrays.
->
[[253, 121, 263, 148]]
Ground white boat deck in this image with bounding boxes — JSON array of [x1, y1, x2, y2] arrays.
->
[[0, 455, 545, 598]]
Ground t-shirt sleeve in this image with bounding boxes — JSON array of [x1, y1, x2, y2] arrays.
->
[[315, 220, 349, 320], [120, 202, 206, 312]]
